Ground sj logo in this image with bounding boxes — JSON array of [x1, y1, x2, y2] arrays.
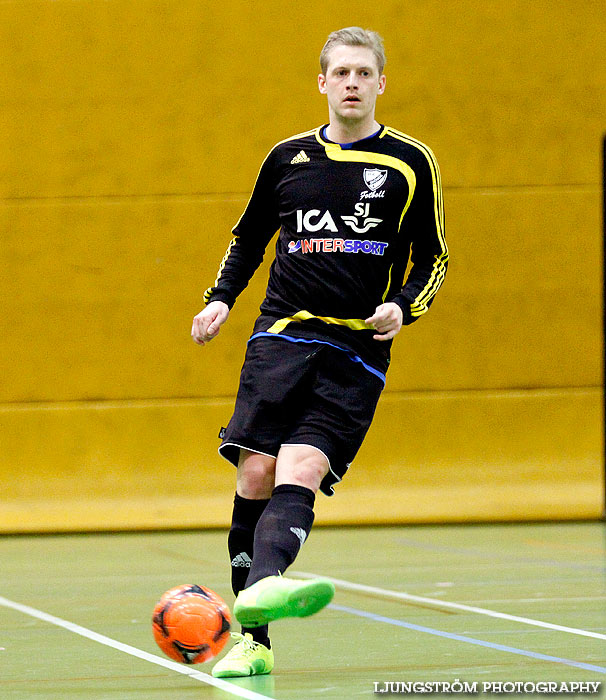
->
[[341, 203, 382, 234]]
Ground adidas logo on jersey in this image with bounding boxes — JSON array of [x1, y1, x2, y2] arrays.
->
[[290, 150, 310, 164], [231, 552, 252, 567]]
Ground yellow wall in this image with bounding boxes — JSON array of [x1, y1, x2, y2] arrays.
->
[[0, 0, 603, 531]]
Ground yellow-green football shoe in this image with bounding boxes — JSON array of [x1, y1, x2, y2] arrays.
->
[[211, 633, 274, 678], [233, 575, 335, 628]]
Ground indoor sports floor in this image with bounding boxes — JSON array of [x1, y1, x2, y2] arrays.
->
[[1, 522, 605, 699]]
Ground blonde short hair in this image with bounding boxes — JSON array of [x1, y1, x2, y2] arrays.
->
[[320, 27, 386, 75]]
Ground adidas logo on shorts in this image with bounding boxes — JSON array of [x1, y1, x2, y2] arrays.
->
[[231, 552, 252, 567]]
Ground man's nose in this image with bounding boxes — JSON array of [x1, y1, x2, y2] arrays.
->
[[346, 73, 359, 90]]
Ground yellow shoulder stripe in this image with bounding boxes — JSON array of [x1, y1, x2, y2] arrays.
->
[[231, 128, 317, 234], [315, 128, 416, 231], [382, 127, 448, 317], [382, 127, 446, 253], [273, 128, 319, 148]]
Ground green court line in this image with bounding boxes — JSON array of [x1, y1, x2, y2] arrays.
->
[[0, 594, 270, 700], [330, 603, 606, 675]]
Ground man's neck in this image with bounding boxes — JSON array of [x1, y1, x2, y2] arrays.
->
[[325, 118, 381, 145]]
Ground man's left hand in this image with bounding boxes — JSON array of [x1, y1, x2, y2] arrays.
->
[[365, 302, 403, 341]]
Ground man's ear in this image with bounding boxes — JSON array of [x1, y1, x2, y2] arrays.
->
[[377, 74, 386, 95], [318, 73, 327, 94]]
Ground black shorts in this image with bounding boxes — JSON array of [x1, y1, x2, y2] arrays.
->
[[219, 336, 384, 496]]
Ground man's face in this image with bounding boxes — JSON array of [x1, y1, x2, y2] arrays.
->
[[318, 44, 386, 124]]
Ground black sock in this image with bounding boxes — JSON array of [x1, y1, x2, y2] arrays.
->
[[227, 492, 271, 647], [228, 493, 269, 596], [245, 484, 316, 588]]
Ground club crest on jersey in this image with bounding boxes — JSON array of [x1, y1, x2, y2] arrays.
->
[[360, 168, 387, 199], [363, 168, 388, 191]]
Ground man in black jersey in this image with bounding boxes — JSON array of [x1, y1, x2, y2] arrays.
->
[[192, 27, 447, 678]]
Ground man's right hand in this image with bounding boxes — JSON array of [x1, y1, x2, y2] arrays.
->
[[191, 301, 230, 345]]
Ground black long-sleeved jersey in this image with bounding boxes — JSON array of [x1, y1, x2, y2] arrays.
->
[[204, 124, 447, 377]]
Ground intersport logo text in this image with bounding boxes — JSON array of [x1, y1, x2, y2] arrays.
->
[[288, 238, 388, 255]]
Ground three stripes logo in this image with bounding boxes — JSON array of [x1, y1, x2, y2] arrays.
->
[[290, 527, 307, 547], [231, 552, 252, 568], [290, 150, 310, 164]]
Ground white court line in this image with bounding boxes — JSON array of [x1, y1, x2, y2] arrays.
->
[[293, 572, 606, 641], [459, 596, 606, 605], [0, 595, 269, 700]]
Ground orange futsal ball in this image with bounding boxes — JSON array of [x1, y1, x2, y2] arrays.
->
[[152, 584, 231, 664]]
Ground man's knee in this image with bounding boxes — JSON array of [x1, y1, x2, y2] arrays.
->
[[236, 449, 276, 499], [275, 445, 330, 494]]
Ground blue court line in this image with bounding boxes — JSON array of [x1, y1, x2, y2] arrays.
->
[[329, 603, 606, 675]]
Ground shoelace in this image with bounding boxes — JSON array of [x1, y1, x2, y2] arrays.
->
[[229, 632, 263, 657]]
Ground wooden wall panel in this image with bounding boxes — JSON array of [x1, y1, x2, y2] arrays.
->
[[1, 0, 602, 529]]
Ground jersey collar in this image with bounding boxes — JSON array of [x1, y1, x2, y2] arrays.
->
[[316, 124, 386, 150]]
